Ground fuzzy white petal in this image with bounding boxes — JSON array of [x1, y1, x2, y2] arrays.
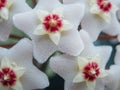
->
[[33, 25, 47, 35], [49, 32, 61, 45]]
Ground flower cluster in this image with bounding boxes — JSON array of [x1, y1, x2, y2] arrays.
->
[[0, 0, 119, 90]]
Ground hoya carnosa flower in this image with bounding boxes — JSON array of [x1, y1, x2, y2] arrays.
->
[[63, 0, 119, 41], [33, 8, 73, 45], [0, 0, 31, 41], [13, 0, 85, 63], [0, 57, 25, 90], [0, 38, 49, 90], [73, 56, 108, 90], [50, 30, 112, 90]]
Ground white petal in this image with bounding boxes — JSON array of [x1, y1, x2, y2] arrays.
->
[[33, 25, 47, 35], [65, 80, 87, 90], [0, 8, 9, 20], [73, 73, 84, 83], [0, 19, 12, 41], [81, 11, 108, 41], [86, 81, 96, 90], [1, 57, 11, 68], [63, 0, 79, 4], [50, 54, 78, 80], [105, 65, 120, 90], [13, 11, 38, 34], [63, 0, 87, 4], [61, 20, 73, 31], [63, 3, 85, 28], [7, 38, 33, 66], [35, 0, 61, 11], [37, 9, 49, 22], [14, 67, 25, 79], [52, 7, 63, 17], [21, 67, 49, 89], [95, 79, 105, 90], [58, 29, 84, 56], [103, 13, 120, 35], [115, 45, 120, 65], [11, 0, 31, 16], [49, 32, 61, 45], [12, 81, 23, 90], [32, 35, 57, 63]]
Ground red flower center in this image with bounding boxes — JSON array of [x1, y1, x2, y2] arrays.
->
[[0, 0, 6, 9], [97, 0, 112, 12], [83, 62, 100, 82], [43, 14, 63, 33], [0, 67, 17, 87]]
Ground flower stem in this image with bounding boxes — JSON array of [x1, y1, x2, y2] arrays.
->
[[32, 0, 37, 6], [98, 35, 117, 40], [10, 34, 23, 39], [0, 44, 15, 48]]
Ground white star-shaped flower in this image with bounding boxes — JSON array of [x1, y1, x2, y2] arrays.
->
[[0, 57, 25, 90], [13, 0, 85, 63], [0, 0, 31, 41], [63, 0, 119, 41], [73, 56, 108, 90], [33, 7, 73, 45], [50, 30, 112, 90], [0, 38, 49, 90]]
